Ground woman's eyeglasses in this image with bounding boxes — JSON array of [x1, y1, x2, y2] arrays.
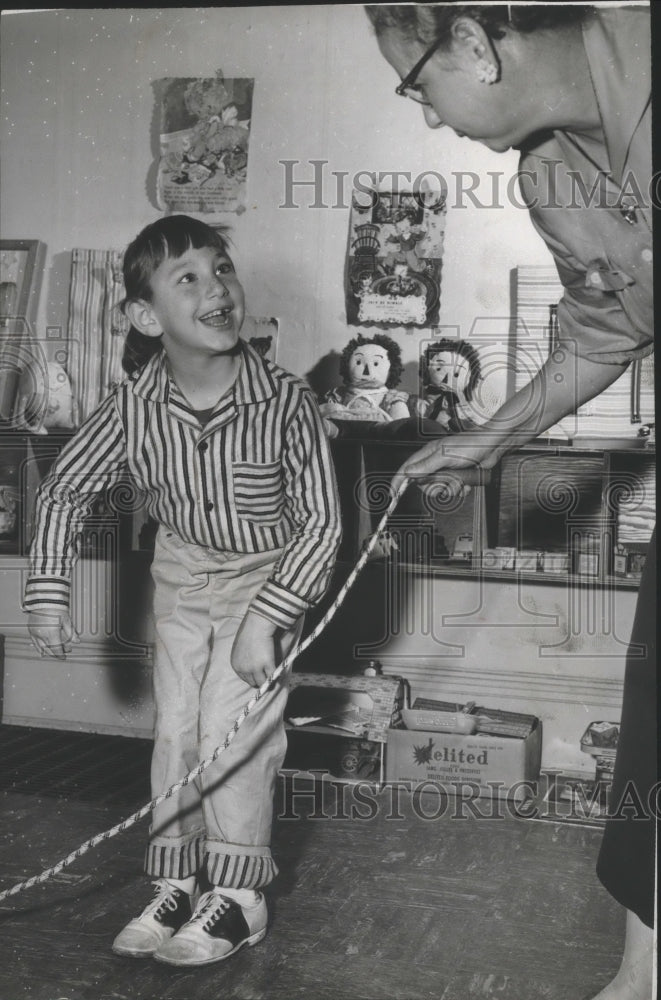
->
[[395, 37, 444, 104]]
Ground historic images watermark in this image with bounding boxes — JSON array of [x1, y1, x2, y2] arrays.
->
[[278, 771, 661, 825], [279, 159, 657, 212]]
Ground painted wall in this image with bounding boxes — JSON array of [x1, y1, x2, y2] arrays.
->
[[1, 5, 554, 389]]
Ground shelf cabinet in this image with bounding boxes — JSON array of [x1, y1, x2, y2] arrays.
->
[[0, 432, 28, 554], [1, 426, 654, 588], [0, 427, 135, 560], [0, 426, 651, 757], [331, 435, 655, 589]]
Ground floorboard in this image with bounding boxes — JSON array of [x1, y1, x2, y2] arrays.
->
[[0, 725, 626, 1000]]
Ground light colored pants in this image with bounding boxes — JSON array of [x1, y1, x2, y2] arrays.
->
[[145, 528, 300, 889]]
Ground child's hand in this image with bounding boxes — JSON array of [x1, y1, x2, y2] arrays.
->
[[28, 610, 79, 659], [230, 611, 279, 688]]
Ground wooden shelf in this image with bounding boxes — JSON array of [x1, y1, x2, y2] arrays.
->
[[362, 559, 643, 589], [330, 433, 654, 591], [1, 426, 653, 593]]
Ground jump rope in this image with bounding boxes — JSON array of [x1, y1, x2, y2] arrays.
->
[[0, 472, 424, 904]]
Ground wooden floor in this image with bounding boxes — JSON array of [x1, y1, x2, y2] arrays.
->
[[0, 724, 624, 1000]]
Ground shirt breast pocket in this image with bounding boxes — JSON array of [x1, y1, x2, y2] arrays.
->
[[232, 460, 285, 526]]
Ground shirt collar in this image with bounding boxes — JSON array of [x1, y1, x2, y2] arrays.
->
[[129, 350, 170, 402], [128, 339, 278, 407], [234, 340, 278, 407], [582, 6, 651, 185]]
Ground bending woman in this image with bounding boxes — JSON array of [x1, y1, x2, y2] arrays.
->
[[365, 4, 655, 999]]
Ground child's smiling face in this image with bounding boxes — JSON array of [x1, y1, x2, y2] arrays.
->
[[146, 245, 245, 358]]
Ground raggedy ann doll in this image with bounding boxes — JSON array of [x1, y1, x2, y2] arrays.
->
[[319, 334, 410, 437], [419, 339, 482, 432]]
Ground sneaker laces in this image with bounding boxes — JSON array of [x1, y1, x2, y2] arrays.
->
[[140, 878, 183, 919], [189, 889, 231, 932]]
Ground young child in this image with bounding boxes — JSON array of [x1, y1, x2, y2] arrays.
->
[[24, 215, 342, 967]]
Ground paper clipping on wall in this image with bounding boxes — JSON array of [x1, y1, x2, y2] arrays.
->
[[156, 71, 254, 215], [242, 316, 279, 362], [345, 186, 446, 328]]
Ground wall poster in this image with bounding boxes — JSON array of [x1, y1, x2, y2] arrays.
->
[[156, 70, 254, 215], [345, 186, 446, 328]]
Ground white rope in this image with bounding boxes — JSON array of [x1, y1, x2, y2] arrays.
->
[[0, 475, 410, 903]]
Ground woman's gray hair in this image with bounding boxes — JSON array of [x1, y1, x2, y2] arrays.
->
[[364, 3, 594, 47]]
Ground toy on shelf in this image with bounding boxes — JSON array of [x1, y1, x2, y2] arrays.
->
[[419, 338, 482, 432], [319, 334, 411, 437]]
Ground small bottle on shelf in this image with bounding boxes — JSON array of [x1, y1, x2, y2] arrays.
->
[[362, 660, 382, 677]]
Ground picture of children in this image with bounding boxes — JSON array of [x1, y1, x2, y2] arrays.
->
[[157, 73, 253, 214]]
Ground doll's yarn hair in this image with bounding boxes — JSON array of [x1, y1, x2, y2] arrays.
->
[[119, 215, 232, 377], [339, 334, 404, 389], [420, 338, 482, 401], [365, 3, 594, 46]]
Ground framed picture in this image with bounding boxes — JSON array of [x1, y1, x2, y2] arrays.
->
[[0, 239, 47, 327], [242, 316, 280, 362]]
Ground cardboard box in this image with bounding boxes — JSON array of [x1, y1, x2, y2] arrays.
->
[[385, 718, 542, 800], [516, 550, 540, 572], [282, 673, 405, 784], [540, 551, 569, 574], [283, 730, 384, 783]]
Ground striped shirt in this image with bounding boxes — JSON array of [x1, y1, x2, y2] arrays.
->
[[24, 342, 342, 630]]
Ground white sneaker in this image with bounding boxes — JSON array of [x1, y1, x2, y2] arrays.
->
[[112, 879, 194, 958], [154, 889, 267, 966]]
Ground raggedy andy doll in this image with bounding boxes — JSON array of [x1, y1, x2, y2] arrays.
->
[[419, 338, 482, 432]]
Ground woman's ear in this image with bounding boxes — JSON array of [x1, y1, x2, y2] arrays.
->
[[125, 299, 163, 339], [450, 16, 496, 64]]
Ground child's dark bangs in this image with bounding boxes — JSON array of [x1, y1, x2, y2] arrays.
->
[[160, 223, 229, 262]]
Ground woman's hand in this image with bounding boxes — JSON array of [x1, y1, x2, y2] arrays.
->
[[28, 610, 79, 659], [231, 610, 279, 688], [400, 432, 499, 481], [397, 350, 628, 490], [391, 433, 497, 504]]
